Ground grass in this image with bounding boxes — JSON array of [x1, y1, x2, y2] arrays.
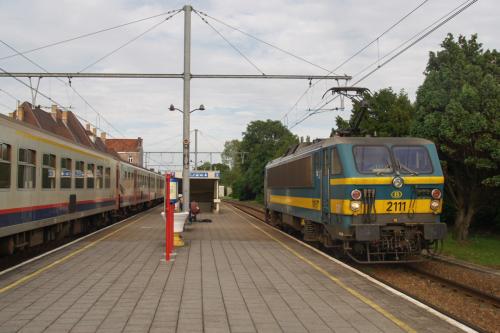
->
[[442, 233, 500, 268]]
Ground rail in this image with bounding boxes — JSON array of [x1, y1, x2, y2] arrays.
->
[[224, 199, 499, 333]]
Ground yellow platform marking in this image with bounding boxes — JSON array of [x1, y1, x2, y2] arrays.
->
[[229, 206, 416, 333], [269, 195, 321, 210], [16, 130, 105, 160], [330, 198, 442, 215], [330, 176, 444, 185], [0, 212, 149, 294]]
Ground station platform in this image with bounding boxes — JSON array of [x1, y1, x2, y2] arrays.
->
[[0, 204, 464, 333]]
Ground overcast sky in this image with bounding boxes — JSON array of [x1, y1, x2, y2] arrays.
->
[[0, 0, 497, 171]]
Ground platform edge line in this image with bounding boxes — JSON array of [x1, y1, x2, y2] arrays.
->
[[0, 210, 152, 293]]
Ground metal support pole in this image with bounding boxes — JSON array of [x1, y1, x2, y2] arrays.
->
[[182, 5, 192, 212], [194, 129, 198, 170], [165, 174, 171, 261]]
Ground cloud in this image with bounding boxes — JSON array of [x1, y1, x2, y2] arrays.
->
[[0, 0, 497, 171]]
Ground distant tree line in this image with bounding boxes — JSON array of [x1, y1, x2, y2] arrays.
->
[[215, 34, 498, 241]]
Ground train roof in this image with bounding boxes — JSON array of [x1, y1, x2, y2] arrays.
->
[[1, 108, 161, 176], [267, 136, 435, 168]]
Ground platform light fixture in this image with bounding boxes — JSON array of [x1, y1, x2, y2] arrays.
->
[[169, 104, 205, 113]]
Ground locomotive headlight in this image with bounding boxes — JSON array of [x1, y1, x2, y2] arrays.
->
[[430, 200, 440, 211], [392, 176, 404, 188], [350, 201, 361, 212], [431, 189, 442, 199], [351, 189, 362, 200]]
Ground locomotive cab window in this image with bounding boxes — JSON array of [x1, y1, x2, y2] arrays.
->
[[18, 148, 36, 189], [331, 148, 342, 175], [75, 161, 85, 188], [87, 163, 95, 189], [0, 143, 11, 188], [353, 145, 393, 174], [392, 146, 433, 174], [60, 158, 72, 189], [42, 154, 56, 189]]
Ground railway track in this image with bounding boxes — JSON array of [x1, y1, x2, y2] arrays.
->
[[225, 200, 500, 333]]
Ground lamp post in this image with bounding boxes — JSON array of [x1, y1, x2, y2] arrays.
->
[[169, 103, 205, 212], [169, 104, 205, 113]]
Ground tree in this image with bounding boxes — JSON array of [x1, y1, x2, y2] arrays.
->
[[237, 120, 298, 201], [334, 88, 414, 136], [221, 139, 242, 190], [197, 162, 212, 170], [412, 34, 500, 240], [221, 139, 241, 169]]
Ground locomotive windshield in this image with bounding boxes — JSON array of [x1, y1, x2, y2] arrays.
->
[[392, 146, 433, 174], [353, 146, 393, 174], [353, 145, 433, 175]]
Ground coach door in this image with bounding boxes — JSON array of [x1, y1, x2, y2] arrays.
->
[[321, 149, 330, 222]]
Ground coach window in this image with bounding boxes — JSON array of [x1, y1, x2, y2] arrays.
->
[[60, 158, 72, 189], [75, 161, 85, 188], [0, 143, 11, 188], [331, 148, 343, 175], [96, 166, 104, 189], [87, 163, 95, 189], [42, 154, 56, 189], [18, 148, 36, 189], [105, 167, 111, 188]]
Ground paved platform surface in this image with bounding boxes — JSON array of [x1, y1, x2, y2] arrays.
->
[[0, 204, 463, 333]]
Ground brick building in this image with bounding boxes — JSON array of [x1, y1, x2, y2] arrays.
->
[[105, 138, 143, 167]]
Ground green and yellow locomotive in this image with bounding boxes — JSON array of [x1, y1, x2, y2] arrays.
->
[[264, 136, 446, 263]]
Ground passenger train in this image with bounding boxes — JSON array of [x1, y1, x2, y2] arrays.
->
[[265, 136, 446, 263], [0, 111, 164, 256]]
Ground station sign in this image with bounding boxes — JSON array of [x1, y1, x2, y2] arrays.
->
[[190, 172, 209, 178], [169, 179, 178, 203]]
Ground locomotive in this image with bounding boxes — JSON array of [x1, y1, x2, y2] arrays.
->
[[0, 104, 164, 255], [264, 136, 446, 263]]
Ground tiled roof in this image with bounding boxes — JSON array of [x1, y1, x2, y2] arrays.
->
[[105, 139, 142, 153], [10, 102, 118, 157], [30, 106, 75, 142]]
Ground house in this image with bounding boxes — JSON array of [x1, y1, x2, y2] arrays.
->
[[105, 138, 143, 167]]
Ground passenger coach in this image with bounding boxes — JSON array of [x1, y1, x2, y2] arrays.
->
[[265, 136, 446, 263], [0, 106, 164, 256]]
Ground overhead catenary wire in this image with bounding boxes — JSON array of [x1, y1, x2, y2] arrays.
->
[[0, 65, 112, 136], [194, 9, 332, 74], [79, 9, 182, 73], [0, 40, 125, 138], [0, 88, 20, 103], [0, 9, 181, 61], [281, 0, 432, 123], [194, 10, 266, 76], [0, 101, 14, 111], [148, 132, 184, 147], [351, 0, 477, 84], [287, 0, 478, 130], [197, 130, 223, 153]]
